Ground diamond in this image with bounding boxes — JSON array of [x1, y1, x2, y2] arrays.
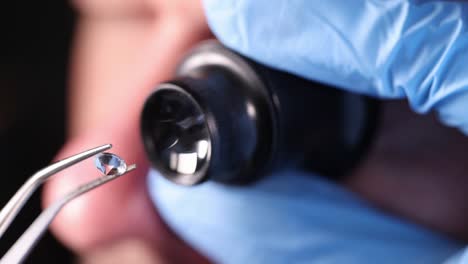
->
[[95, 152, 127, 175]]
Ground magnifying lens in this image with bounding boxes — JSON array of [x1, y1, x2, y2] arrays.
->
[[141, 41, 379, 186]]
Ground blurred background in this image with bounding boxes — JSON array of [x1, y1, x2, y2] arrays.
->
[[0, 1, 75, 262]]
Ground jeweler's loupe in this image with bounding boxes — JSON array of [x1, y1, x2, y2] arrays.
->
[[141, 40, 379, 186]]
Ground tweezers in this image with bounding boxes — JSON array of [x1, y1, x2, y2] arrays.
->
[[0, 144, 136, 264]]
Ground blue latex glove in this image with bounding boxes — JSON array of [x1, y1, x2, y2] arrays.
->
[[203, 0, 468, 135], [150, 170, 462, 264], [150, 0, 468, 263]]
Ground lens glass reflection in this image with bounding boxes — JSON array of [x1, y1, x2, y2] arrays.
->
[[148, 89, 210, 177]]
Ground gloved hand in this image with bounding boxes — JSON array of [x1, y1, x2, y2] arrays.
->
[[150, 169, 461, 264], [203, 0, 468, 134], [151, 1, 468, 263]]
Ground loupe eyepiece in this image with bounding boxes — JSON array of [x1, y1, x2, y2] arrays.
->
[[141, 84, 212, 185], [141, 41, 379, 186]]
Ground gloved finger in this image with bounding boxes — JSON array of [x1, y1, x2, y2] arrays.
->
[[150, 168, 461, 264], [202, 0, 468, 134]]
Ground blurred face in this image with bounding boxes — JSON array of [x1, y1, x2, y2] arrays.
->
[[44, 0, 212, 262], [43, 0, 468, 262], [67, 0, 210, 134]]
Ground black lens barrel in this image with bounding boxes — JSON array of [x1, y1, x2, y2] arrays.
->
[[141, 41, 379, 186]]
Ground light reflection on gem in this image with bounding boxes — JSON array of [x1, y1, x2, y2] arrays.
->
[[95, 152, 127, 175]]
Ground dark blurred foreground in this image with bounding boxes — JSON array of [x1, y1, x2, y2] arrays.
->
[[0, 2, 75, 263]]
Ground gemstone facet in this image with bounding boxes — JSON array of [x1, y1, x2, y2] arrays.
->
[[95, 152, 127, 175]]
